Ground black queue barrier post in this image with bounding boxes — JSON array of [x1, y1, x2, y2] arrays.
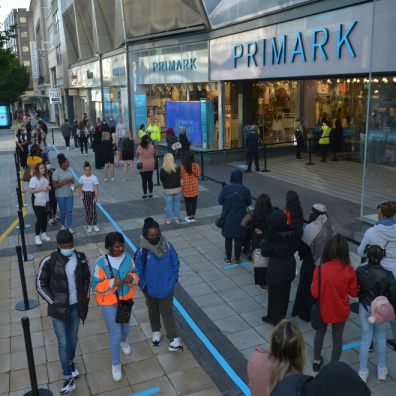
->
[[200, 151, 205, 181], [306, 138, 315, 166], [14, 153, 26, 196], [260, 144, 270, 173], [51, 128, 55, 145], [15, 187, 31, 230], [18, 209, 34, 262], [155, 156, 160, 186], [15, 246, 39, 311], [21, 317, 53, 396]]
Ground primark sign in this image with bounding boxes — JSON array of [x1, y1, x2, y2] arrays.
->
[[210, 3, 374, 80]]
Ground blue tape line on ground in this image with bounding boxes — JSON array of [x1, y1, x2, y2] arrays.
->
[[342, 341, 360, 351], [129, 386, 161, 396], [53, 144, 251, 396], [240, 261, 252, 267], [224, 263, 239, 269]]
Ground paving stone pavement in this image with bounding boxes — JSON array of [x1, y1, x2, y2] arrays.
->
[[1, 127, 396, 395]]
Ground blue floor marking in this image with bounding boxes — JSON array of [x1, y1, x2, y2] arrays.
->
[[238, 164, 248, 169], [224, 261, 252, 269], [129, 386, 160, 396], [342, 341, 361, 351], [52, 145, 251, 396]]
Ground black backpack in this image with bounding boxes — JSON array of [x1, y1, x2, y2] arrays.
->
[[270, 374, 313, 396]]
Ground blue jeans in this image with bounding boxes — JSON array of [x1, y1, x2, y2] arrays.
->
[[52, 304, 80, 378], [56, 196, 73, 228], [101, 305, 130, 365], [163, 192, 181, 220], [359, 303, 386, 372]]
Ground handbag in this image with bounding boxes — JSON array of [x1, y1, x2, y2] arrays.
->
[[22, 167, 31, 182], [240, 211, 253, 228], [136, 161, 143, 170], [311, 263, 325, 330], [215, 215, 225, 228], [252, 248, 268, 268], [34, 197, 47, 207], [105, 255, 134, 324]]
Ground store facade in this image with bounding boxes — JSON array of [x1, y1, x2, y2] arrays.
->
[[209, 0, 396, 217], [68, 59, 102, 122], [128, 40, 219, 149]]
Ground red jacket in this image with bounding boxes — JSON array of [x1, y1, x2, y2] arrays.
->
[[311, 260, 358, 324]]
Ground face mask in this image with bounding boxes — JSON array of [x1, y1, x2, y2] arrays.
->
[[46, 164, 52, 170], [147, 236, 160, 246], [60, 248, 74, 257], [112, 249, 124, 257]]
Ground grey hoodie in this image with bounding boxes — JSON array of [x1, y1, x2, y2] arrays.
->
[[358, 223, 396, 277]]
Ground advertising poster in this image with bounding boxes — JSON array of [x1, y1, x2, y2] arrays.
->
[[0, 105, 10, 128], [134, 94, 147, 129], [165, 101, 202, 145]]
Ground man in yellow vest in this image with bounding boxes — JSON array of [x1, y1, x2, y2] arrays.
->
[[146, 117, 161, 144], [319, 118, 331, 162]]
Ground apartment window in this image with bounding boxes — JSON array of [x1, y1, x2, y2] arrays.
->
[[22, 46, 29, 52], [23, 60, 30, 67], [21, 31, 28, 38], [53, 10, 59, 32], [56, 44, 62, 65], [19, 16, 27, 24]]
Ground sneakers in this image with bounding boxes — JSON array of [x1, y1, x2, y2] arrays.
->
[[148, 194, 153, 199], [93, 225, 100, 232], [142, 195, 148, 200], [189, 217, 196, 222], [120, 341, 131, 355], [168, 337, 183, 352], [184, 216, 191, 223], [165, 219, 172, 225], [34, 235, 42, 245], [70, 362, 80, 379], [111, 177, 115, 182], [152, 331, 161, 346], [60, 378, 76, 394], [48, 218, 55, 225], [175, 218, 181, 224], [61, 225, 66, 231], [68, 228, 74, 234], [112, 363, 122, 381], [358, 370, 368, 383], [41, 232, 51, 242], [87, 226, 93, 233], [378, 367, 388, 381]]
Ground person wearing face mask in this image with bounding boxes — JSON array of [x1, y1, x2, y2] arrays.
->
[[36, 230, 90, 395], [135, 217, 183, 352], [29, 162, 52, 245], [91, 232, 139, 382]]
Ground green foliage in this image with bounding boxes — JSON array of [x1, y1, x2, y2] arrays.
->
[[0, 20, 29, 103]]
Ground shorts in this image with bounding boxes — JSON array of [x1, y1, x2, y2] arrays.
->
[[104, 155, 114, 164]]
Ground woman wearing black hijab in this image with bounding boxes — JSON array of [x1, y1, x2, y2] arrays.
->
[[261, 210, 302, 326], [284, 190, 304, 228]]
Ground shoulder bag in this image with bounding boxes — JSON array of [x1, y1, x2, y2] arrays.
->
[[215, 192, 242, 229], [252, 248, 268, 268], [105, 254, 134, 324], [310, 263, 325, 330]]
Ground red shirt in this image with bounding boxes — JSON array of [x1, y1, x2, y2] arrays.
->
[[311, 260, 358, 324]]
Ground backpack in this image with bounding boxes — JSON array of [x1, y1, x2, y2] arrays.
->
[[79, 128, 86, 138], [270, 374, 313, 396]]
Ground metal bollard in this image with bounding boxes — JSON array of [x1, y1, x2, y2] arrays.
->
[[200, 151, 205, 181], [51, 128, 55, 145], [15, 246, 39, 311], [17, 209, 34, 262], [306, 138, 315, 165], [260, 144, 270, 172], [21, 317, 53, 396]]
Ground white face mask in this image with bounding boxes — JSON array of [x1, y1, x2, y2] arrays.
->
[[46, 164, 52, 170]]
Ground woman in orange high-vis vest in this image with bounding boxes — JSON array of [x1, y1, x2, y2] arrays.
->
[[92, 232, 139, 382]]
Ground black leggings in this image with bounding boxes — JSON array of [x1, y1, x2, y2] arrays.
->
[[185, 196, 197, 217], [32, 196, 48, 235], [225, 237, 244, 261], [140, 171, 153, 195], [79, 137, 88, 154], [314, 321, 346, 361], [267, 281, 292, 325]]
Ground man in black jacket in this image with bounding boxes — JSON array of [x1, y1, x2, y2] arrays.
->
[[36, 230, 90, 394]]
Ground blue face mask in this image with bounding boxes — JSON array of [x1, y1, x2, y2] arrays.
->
[[60, 248, 74, 257]]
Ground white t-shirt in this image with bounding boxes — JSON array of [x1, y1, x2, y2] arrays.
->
[[116, 123, 127, 139], [65, 252, 78, 305], [79, 174, 99, 192], [29, 176, 50, 202]]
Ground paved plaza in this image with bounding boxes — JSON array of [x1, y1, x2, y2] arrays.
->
[[1, 127, 396, 395]]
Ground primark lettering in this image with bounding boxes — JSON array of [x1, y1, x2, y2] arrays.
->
[[152, 58, 197, 72], [232, 21, 358, 69]]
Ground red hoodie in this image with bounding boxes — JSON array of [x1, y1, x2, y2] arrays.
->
[[311, 259, 358, 324]]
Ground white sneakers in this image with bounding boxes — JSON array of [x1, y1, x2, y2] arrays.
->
[[34, 235, 42, 245], [359, 368, 388, 382], [93, 225, 100, 232], [60, 378, 75, 394], [152, 331, 161, 346], [87, 226, 93, 233], [68, 228, 74, 234], [41, 232, 51, 242], [358, 370, 368, 383], [120, 341, 131, 355], [168, 337, 183, 352], [112, 364, 122, 381]]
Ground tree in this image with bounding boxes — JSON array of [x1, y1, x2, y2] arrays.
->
[[0, 21, 30, 104]]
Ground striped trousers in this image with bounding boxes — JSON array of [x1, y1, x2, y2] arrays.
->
[[82, 191, 97, 225]]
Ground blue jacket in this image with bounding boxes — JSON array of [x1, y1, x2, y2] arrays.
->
[[218, 169, 251, 238], [135, 242, 180, 299]]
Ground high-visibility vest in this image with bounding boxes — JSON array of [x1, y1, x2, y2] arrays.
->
[[319, 125, 331, 145]]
